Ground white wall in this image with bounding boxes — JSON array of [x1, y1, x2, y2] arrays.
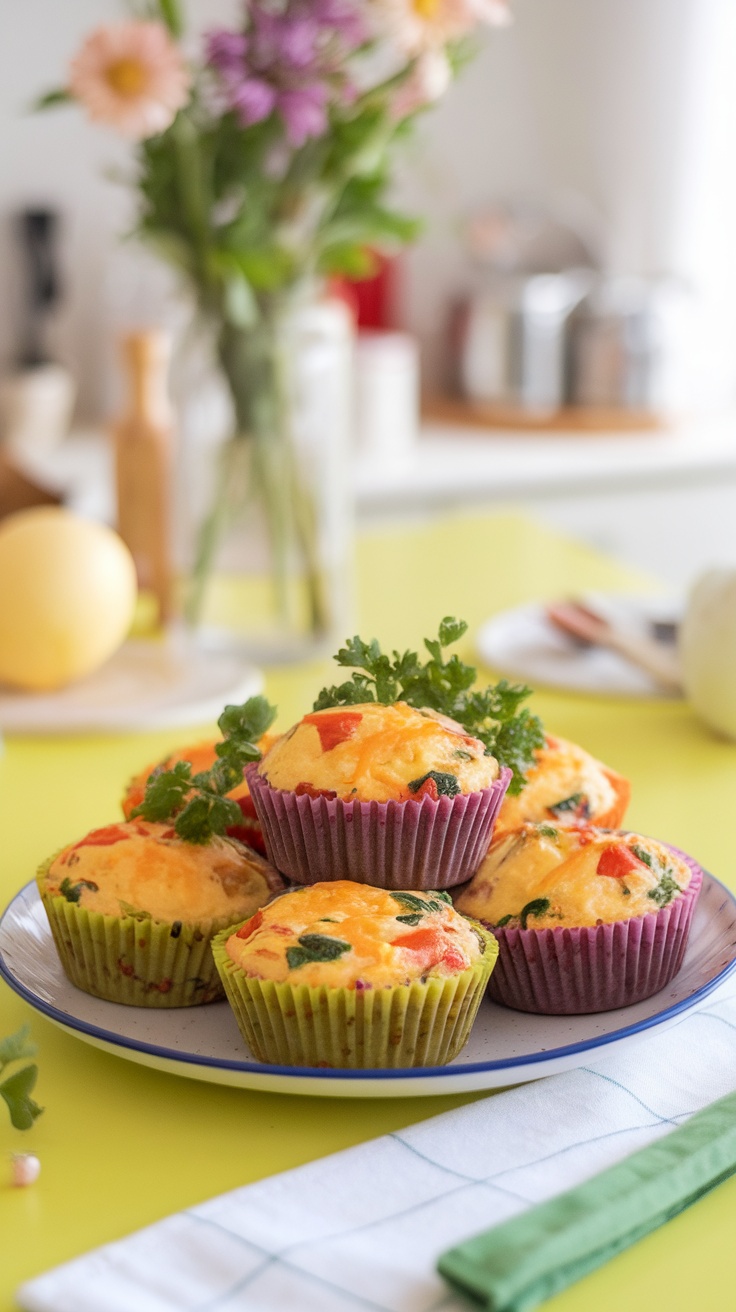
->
[[2, 0, 736, 418]]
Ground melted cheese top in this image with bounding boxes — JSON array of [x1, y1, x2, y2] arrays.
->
[[455, 823, 691, 928], [225, 880, 485, 988], [122, 734, 279, 817], [496, 736, 619, 832], [42, 820, 279, 924], [259, 702, 498, 803]]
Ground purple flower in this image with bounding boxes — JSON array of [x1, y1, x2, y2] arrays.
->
[[205, 0, 366, 145]]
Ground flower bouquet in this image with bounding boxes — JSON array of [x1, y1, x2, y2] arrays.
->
[[40, 0, 509, 655]]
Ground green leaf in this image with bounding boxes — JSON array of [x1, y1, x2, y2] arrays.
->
[[33, 88, 74, 111], [538, 824, 559, 840], [520, 898, 551, 930], [286, 934, 351, 969], [314, 617, 544, 792], [118, 902, 152, 921], [0, 1025, 36, 1067], [133, 760, 192, 823], [395, 913, 423, 926], [632, 844, 654, 868], [157, 0, 184, 37], [0, 1065, 43, 1130], [495, 914, 514, 928], [174, 793, 243, 845], [219, 695, 276, 744], [408, 771, 461, 798], [317, 242, 378, 279], [438, 617, 468, 648]]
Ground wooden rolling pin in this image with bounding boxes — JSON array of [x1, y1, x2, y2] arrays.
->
[[112, 330, 175, 623]]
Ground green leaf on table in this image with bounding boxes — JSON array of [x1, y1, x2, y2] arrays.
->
[[0, 1025, 36, 1067], [0, 1065, 43, 1130]]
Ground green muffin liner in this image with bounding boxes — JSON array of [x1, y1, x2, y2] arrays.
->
[[212, 921, 498, 1068], [38, 857, 243, 1007]]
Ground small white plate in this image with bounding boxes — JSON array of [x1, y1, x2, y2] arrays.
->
[[0, 637, 262, 734], [2, 875, 734, 1099], [476, 593, 683, 698]]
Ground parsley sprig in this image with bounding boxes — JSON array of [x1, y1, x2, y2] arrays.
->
[[0, 1025, 43, 1130], [313, 617, 543, 794], [133, 695, 277, 844]]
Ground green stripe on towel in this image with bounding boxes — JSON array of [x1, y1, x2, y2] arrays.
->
[[438, 1088, 736, 1311]]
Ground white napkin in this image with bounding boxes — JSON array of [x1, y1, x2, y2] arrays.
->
[[18, 978, 736, 1312]]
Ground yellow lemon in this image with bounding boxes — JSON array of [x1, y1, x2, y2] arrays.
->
[[0, 508, 138, 691]]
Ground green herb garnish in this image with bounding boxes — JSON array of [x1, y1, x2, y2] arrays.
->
[[313, 617, 543, 795], [537, 824, 559, 840], [59, 877, 99, 903], [286, 934, 351, 970], [647, 872, 681, 908], [408, 770, 460, 798], [133, 694, 277, 844], [495, 914, 514, 928], [392, 892, 430, 914], [0, 1025, 43, 1130], [549, 793, 588, 817], [631, 844, 653, 868], [520, 898, 551, 929], [396, 913, 423, 925]]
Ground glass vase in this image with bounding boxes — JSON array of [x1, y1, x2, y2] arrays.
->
[[176, 294, 354, 664]]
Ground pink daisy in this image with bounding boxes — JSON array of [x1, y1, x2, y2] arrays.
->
[[69, 22, 191, 140]]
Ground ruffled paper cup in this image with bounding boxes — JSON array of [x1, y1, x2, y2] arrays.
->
[[212, 921, 498, 1068], [246, 764, 511, 891], [485, 848, 703, 1015], [37, 856, 283, 1008]]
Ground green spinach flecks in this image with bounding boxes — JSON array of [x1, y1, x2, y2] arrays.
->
[[286, 934, 351, 970], [647, 871, 681, 908], [520, 897, 551, 928], [59, 877, 98, 903], [549, 793, 590, 818], [408, 770, 461, 798]]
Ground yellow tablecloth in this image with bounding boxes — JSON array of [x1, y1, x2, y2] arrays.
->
[[2, 511, 736, 1311]]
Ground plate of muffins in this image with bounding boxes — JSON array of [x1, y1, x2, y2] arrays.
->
[[2, 618, 736, 1098]]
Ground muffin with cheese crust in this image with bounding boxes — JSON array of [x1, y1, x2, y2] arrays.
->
[[122, 736, 278, 856], [495, 734, 630, 836], [455, 822, 701, 1014], [247, 702, 511, 890], [38, 819, 283, 1007], [212, 880, 497, 1067]]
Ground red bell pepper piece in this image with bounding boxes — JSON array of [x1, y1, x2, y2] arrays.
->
[[303, 711, 363, 753], [596, 844, 646, 879]]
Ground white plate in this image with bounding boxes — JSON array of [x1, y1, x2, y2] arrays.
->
[[2, 875, 735, 1098], [0, 637, 262, 734], [476, 593, 683, 698]]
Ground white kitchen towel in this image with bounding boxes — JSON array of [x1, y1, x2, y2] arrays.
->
[[18, 978, 736, 1312]]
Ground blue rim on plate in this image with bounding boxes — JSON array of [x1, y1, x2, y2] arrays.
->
[[2, 875, 736, 1086]]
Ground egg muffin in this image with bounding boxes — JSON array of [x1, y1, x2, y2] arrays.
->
[[495, 734, 630, 835], [122, 735, 278, 856], [212, 880, 497, 1067], [38, 819, 283, 1007], [455, 822, 701, 1014], [246, 702, 511, 890]]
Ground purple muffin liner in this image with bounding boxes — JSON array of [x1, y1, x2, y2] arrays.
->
[[486, 846, 703, 1015], [245, 764, 512, 891]]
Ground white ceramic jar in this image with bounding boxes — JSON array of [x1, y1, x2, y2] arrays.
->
[[679, 569, 736, 739]]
